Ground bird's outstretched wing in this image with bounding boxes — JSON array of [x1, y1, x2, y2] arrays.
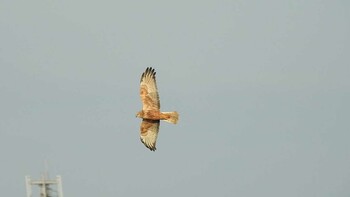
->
[[140, 119, 160, 151], [140, 67, 160, 111]]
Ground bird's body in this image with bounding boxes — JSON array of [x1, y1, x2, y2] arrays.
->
[[137, 110, 178, 122], [136, 67, 179, 151]]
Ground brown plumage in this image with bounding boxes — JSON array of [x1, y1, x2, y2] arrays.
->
[[136, 67, 179, 151]]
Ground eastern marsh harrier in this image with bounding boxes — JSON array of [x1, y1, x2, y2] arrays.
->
[[136, 67, 179, 151]]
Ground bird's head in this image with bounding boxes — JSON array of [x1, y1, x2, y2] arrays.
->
[[136, 111, 143, 118]]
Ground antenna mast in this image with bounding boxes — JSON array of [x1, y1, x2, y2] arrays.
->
[[25, 162, 64, 197]]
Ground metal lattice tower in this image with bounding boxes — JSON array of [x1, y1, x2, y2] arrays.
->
[[25, 175, 63, 197]]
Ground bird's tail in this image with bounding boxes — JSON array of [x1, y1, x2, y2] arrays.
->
[[161, 111, 179, 124]]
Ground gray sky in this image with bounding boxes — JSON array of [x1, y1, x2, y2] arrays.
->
[[1, 0, 349, 196]]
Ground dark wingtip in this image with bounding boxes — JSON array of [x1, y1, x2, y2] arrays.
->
[[141, 67, 156, 82], [150, 147, 156, 151], [146, 67, 156, 76], [140, 138, 157, 151]]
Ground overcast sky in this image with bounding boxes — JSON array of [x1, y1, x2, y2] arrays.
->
[[1, 0, 349, 196]]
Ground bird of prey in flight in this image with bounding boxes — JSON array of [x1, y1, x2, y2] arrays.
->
[[136, 67, 179, 151]]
